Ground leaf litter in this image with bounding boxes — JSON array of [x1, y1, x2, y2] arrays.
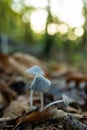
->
[[0, 53, 87, 130]]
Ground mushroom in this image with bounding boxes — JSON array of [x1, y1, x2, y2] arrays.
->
[[26, 65, 51, 110], [26, 65, 44, 75], [41, 94, 71, 111]]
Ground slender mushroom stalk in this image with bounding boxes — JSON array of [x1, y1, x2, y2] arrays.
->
[[41, 94, 71, 111], [40, 92, 44, 110], [26, 65, 51, 110], [29, 89, 33, 108]]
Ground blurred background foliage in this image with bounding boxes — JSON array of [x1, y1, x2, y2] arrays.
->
[[0, 0, 87, 67]]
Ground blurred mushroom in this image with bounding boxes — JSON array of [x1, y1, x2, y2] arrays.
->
[[41, 94, 71, 111]]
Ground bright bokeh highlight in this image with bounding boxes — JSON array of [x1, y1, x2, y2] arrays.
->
[[11, 0, 85, 36], [59, 24, 68, 34], [50, 0, 85, 28], [11, 1, 23, 13], [47, 23, 58, 35], [30, 9, 48, 33], [24, 0, 48, 8], [74, 27, 84, 37], [22, 12, 30, 23]]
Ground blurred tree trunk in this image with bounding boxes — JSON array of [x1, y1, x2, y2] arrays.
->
[[78, 1, 87, 51], [43, 33, 55, 57], [42, 0, 55, 58]]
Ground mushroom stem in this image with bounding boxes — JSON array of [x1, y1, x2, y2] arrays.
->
[[30, 90, 34, 108], [40, 92, 44, 110], [41, 99, 64, 111]]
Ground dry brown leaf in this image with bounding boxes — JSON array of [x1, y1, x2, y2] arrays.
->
[[9, 57, 33, 79], [4, 96, 29, 117], [67, 73, 87, 83], [12, 53, 40, 67], [16, 108, 52, 124]]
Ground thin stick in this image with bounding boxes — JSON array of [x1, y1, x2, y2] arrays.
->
[[41, 99, 64, 111], [30, 90, 33, 108], [40, 92, 44, 110]]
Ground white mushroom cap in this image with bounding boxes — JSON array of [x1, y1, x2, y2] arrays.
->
[[30, 75, 51, 92], [62, 94, 70, 106], [62, 94, 74, 106], [26, 65, 44, 75]]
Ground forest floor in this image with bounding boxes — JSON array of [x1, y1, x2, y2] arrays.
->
[[0, 52, 87, 130]]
